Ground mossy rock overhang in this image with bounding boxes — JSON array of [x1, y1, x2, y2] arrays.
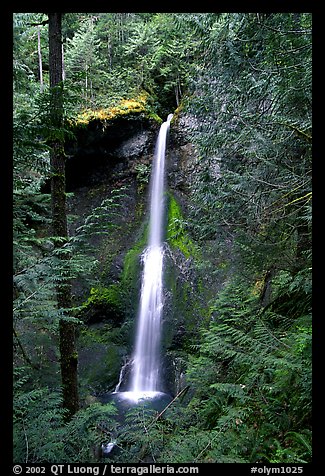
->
[[64, 112, 160, 191]]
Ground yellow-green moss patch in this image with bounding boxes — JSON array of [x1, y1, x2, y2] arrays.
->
[[74, 92, 155, 126], [167, 193, 199, 259]]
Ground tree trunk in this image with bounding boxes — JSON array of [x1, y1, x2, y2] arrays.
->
[[48, 12, 79, 419], [62, 43, 66, 81], [37, 26, 43, 92], [295, 221, 310, 270]]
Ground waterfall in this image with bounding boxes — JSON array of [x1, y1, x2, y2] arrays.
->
[[121, 114, 172, 402]]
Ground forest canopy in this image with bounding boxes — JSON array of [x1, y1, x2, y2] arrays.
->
[[13, 12, 312, 465]]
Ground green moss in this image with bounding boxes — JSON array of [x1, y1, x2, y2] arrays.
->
[[121, 224, 148, 282], [170, 102, 184, 125], [73, 91, 164, 128], [74, 92, 149, 126], [116, 223, 149, 317], [218, 261, 229, 269], [167, 193, 199, 259], [80, 284, 125, 323], [82, 284, 121, 310], [147, 111, 163, 124]]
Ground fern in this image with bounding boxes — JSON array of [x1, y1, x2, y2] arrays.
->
[[180, 274, 312, 462], [13, 365, 118, 463]]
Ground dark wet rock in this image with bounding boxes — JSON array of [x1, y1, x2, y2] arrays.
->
[[64, 110, 208, 401]]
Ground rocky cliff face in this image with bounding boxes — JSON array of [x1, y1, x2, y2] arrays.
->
[[65, 114, 159, 191], [65, 111, 203, 398]]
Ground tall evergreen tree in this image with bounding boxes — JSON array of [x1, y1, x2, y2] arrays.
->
[[48, 12, 79, 418]]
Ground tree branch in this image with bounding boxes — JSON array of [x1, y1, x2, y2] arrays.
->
[[151, 385, 190, 425], [27, 20, 49, 27], [13, 328, 41, 370], [277, 121, 312, 142]]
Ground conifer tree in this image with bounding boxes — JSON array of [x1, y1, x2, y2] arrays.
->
[[48, 12, 79, 418]]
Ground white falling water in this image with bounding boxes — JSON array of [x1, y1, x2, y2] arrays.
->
[[124, 114, 173, 402]]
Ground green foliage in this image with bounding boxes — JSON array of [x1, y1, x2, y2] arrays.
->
[[13, 13, 49, 93], [179, 277, 311, 463], [69, 188, 126, 254], [64, 16, 108, 108], [13, 187, 126, 393], [115, 405, 165, 463], [186, 14, 311, 272], [13, 367, 118, 463], [173, 15, 313, 462], [135, 163, 150, 192]]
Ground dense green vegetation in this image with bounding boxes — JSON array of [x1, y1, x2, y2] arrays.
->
[[13, 12, 311, 464]]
